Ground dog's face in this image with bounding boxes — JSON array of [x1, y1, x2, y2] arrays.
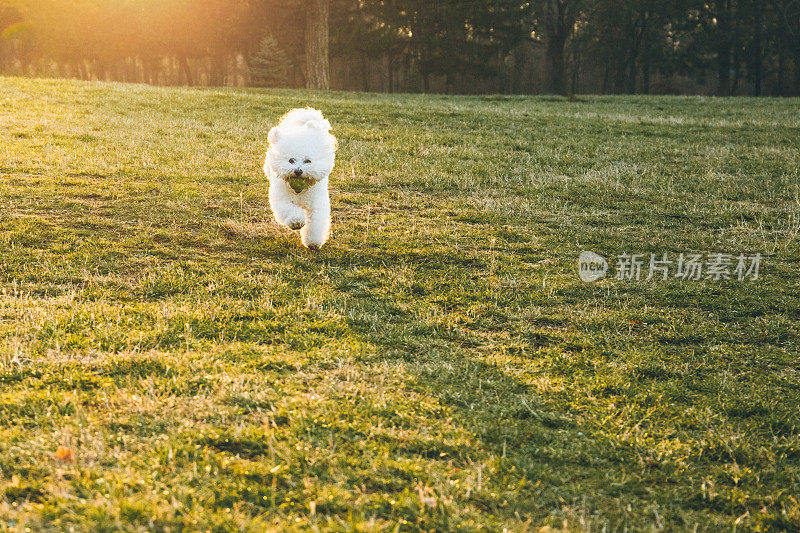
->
[[266, 121, 336, 182]]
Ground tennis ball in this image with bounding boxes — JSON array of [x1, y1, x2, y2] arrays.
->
[[287, 177, 312, 193]]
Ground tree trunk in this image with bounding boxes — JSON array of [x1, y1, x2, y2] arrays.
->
[[752, 6, 762, 96], [795, 51, 800, 96], [210, 54, 226, 86], [570, 49, 580, 94], [361, 53, 369, 92], [77, 60, 87, 80], [642, 63, 650, 94], [718, 50, 731, 95], [180, 56, 194, 86], [304, 0, 330, 90], [543, 0, 575, 95], [731, 47, 742, 95], [512, 45, 526, 93], [627, 58, 637, 94], [614, 59, 626, 93], [381, 56, 387, 92], [546, 34, 567, 94], [716, 0, 732, 96], [387, 51, 394, 93], [100, 60, 109, 81]]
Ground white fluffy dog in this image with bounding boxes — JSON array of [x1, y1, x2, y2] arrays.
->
[[263, 108, 336, 250]]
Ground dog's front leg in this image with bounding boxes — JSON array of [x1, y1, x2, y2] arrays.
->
[[269, 183, 306, 229], [301, 190, 331, 250]]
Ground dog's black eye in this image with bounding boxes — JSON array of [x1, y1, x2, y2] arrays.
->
[[288, 158, 295, 164], [304, 159, 311, 164]]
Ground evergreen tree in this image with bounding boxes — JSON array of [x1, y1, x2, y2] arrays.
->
[[248, 34, 291, 88]]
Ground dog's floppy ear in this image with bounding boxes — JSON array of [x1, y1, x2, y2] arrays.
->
[[268, 126, 280, 144]]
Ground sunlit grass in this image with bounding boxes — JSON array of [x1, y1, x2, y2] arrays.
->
[[0, 77, 799, 531]]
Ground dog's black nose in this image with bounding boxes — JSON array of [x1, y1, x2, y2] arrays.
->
[[294, 169, 303, 177]]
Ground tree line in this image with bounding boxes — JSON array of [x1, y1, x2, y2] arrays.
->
[[1, 0, 798, 96]]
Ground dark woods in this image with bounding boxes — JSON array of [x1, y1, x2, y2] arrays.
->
[[1, 0, 798, 96]]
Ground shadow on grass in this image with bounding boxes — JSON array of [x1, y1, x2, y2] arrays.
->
[[318, 254, 634, 528], [315, 235, 800, 530]]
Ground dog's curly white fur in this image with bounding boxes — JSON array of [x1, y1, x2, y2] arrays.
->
[[264, 108, 336, 250]]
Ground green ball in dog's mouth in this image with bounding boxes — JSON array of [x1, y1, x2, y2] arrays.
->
[[287, 176, 314, 193]]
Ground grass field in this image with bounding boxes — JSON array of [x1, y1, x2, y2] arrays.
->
[[1, 76, 799, 531]]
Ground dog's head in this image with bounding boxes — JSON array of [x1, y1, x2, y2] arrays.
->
[[265, 119, 336, 183]]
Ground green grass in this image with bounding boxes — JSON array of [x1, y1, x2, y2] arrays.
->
[[1, 77, 799, 531]]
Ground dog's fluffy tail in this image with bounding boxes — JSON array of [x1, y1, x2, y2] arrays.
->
[[279, 107, 331, 131]]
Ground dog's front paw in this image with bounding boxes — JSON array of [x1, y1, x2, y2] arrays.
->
[[302, 236, 324, 250], [285, 216, 305, 230]]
